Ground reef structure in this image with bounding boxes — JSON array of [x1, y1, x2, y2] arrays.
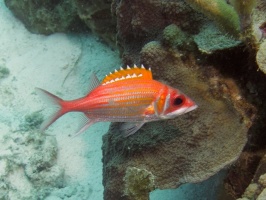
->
[[102, 48, 255, 199], [4, 0, 266, 199]]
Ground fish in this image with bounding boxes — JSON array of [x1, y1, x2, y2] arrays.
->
[[36, 65, 197, 137]]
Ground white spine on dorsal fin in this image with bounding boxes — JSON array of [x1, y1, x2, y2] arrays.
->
[[132, 73, 137, 77], [120, 67, 123, 70], [115, 69, 118, 72], [110, 80, 114, 83], [138, 74, 143, 77], [141, 64, 145, 69], [133, 64, 137, 68], [115, 78, 119, 81], [110, 72, 112, 74], [148, 67, 151, 71], [121, 76, 125, 80], [126, 74, 131, 79], [127, 65, 130, 69]]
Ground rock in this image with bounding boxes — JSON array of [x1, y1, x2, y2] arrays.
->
[[0, 130, 64, 199], [112, 0, 203, 64], [224, 152, 261, 198], [74, 0, 117, 47], [234, 153, 266, 200], [4, 0, 80, 34]]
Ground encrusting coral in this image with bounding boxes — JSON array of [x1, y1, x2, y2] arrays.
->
[[193, 23, 241, 54], [256, 40, 266, 74], [140, 41, 168, 67], [162, 24, 191, 49]]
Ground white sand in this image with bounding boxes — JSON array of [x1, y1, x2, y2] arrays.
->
[[0, 1, 120, 199]]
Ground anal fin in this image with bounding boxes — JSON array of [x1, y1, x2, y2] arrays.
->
[[71, 113, 96, 137]]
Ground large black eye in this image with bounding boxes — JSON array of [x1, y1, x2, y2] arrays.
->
[[173, 96, 184, 106]]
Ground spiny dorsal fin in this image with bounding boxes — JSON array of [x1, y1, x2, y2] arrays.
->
[[102, 64, 152, 85]]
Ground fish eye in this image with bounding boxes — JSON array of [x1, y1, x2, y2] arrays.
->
[[173, 96, 184, 106]]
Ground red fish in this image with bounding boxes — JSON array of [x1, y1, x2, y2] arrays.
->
[[36, 65, 197, 136]]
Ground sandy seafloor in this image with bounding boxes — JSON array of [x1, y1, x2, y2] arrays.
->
[[0, 1, 120, 199], [0, 1, 228, 200]]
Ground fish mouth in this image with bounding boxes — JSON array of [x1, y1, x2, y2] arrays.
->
[[184, 105, 198, 113], [166, 105, 198, 118], [177, 105, 198, 115]]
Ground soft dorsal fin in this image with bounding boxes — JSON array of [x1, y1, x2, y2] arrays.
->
[[101, 64, 152, 85], [87, 72, 100, 94]]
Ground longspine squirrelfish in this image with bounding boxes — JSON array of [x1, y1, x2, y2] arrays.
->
[[36, 65, 197, 137]]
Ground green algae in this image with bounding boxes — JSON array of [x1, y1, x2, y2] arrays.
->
[[0, 66, 9, 79]]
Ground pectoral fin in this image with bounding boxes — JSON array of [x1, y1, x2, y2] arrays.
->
[[119, 122, 145, 137]]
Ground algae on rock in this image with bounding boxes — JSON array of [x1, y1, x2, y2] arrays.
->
[[124, 167, 155, 200]]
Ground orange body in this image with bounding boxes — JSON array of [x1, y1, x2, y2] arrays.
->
[[63, 79, 168, 121], [37, 65, 197, 136]]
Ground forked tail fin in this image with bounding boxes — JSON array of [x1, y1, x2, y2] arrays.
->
[[35, 88, 67, 131]]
